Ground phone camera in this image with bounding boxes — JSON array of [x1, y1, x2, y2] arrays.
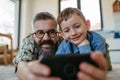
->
[[63, 63, 77, 77]]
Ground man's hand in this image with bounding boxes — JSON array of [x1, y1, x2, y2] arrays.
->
[[17, 60, 61, 80], [77, 51, 107, 80]]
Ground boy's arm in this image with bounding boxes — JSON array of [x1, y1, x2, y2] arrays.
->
[[78, 39, 91, 54], [78, 44, 91, 54], [55, 42, 66, 55], [55, 40, 71, 55]]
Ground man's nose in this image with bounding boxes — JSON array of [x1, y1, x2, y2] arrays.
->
[[42, 33, 51, 40]]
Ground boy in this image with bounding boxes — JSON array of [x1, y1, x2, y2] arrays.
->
[[56, 7, 106, 54]]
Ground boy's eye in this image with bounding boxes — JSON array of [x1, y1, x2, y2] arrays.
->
[[75, 25, 80, 28], [63, 28, 70, 33]]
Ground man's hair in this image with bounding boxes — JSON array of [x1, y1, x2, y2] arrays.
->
[[32, 12, 56, 28], [57, 7, 86, 31]]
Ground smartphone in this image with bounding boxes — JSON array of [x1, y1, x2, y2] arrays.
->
[[40, 54, 99, 80]]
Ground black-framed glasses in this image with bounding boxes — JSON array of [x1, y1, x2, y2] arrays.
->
[[34, 30, 58, 39]]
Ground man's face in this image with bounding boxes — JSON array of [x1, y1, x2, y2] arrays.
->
[[60, 13, 88, 46], [33, 19, 58, 56]]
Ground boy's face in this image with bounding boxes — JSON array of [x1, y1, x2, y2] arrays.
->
[[60, 13, 89, 45]]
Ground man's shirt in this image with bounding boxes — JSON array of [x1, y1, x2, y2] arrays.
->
[[13, 34, 40, 66]]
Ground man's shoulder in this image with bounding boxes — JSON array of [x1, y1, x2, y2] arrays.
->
[[20, 33, 36, 53], [22, 33, 34, 43]]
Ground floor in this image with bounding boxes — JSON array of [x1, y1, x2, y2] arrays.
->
[[107, 63, 120, 80], [0, 65, 19, 80], [0, 63, 120, 80]]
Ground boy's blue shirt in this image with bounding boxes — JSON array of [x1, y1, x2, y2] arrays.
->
[[56, 31, 106, 55]]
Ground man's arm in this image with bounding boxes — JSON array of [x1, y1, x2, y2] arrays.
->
[[13, 35, 61, 80], [16, 60, 61, 80], [13, 35, 35, 66]]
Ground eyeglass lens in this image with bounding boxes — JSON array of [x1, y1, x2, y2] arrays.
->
[[35, 30, 57, 38]]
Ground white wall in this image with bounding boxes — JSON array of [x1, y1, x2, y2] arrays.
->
[[102, 0, 114, 30], [102, 0, 118, 30], [20, 0, 118, 46], [20, 0, 58, 46], [31, 0, 58, 17]]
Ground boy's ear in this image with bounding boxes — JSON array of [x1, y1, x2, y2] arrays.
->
[[59, 31, 66, 39], [86, 20, 91, 31]]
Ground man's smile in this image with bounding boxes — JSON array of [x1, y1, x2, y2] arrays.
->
[[41, 44, 52, 49]]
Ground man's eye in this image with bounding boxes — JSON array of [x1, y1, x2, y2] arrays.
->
[[49, 31, 56, 35], [49, 31, 56, 33], [37, 31, 44, 35], [40, 32, 44, 34]]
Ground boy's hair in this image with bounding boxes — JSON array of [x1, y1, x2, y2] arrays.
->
[[57, 7, 86, 31], [32, 12, 57, 28]]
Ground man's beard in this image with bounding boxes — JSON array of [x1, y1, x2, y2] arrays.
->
[[38, 40, 57, 60]]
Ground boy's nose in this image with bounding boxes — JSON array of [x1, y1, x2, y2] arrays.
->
[[42, 33, 51, 40], [71, 29, 76, 35]]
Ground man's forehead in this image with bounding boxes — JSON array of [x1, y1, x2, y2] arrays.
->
[[34, 20, 57, 31], [35, 26, 56, 31], [35, 19, 56, 26], [38, 29, 57, 32]]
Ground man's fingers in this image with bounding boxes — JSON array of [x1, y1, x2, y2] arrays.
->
[[78, 51, 107, 80], [79, 62, 107, 80], [28, 60, 51, 76], [91, 51, 107, 71]]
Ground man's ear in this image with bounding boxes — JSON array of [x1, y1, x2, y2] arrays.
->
[[85, 20, 91, 31], [59, 31, 66, 39]]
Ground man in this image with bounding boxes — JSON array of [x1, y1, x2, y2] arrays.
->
[[13, 12, 107, 80]]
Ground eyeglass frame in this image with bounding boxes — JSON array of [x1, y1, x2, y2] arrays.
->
[[33, 29, 58, 39]]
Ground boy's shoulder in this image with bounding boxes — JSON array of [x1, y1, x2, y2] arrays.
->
[[88, 31, 101, 36], [88, 31, 103, 38], [58, 39, 74, 48], [87, 31, 105, 41], [59, 39, 70, 44]]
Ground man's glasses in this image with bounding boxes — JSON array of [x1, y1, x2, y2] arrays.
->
[[33, 30, 58, 39]]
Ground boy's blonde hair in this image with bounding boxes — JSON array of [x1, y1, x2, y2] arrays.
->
[[57, 7, 86, 31]]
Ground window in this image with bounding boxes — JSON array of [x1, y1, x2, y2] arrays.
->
[[59, 0, 78, 11], [59, 0, 103, 31], [0, 0, 21, 50]]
